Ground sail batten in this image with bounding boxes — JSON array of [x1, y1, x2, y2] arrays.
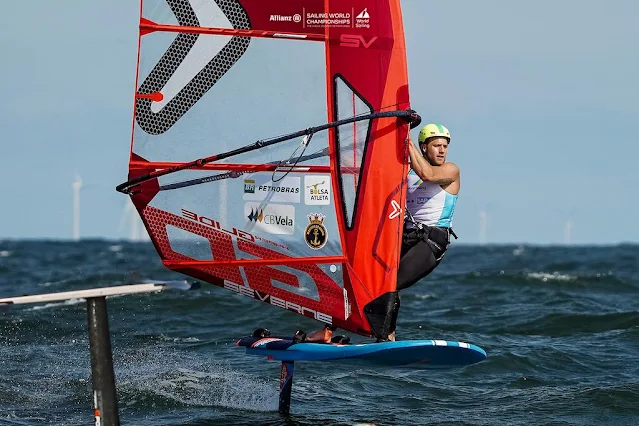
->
[[165, 256, 346, 268], [140, 21, 326, 41]]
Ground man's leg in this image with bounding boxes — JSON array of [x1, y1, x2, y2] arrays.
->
[[396, 239, 438, 291], [387, 240, 439, 340]]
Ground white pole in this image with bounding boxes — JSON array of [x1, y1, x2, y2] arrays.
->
[[130, 204, 139, 241], [564, 220, 573, 245], [479, 210, 487, 245], [72, 176, 83, 241]]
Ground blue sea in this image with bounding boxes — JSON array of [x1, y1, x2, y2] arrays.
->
[[1, 241, 638, 425]]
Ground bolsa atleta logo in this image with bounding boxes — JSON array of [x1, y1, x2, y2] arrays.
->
[[304, 175, 330, 205]]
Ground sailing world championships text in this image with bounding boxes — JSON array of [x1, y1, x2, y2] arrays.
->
[[307, 12, 351, 26]]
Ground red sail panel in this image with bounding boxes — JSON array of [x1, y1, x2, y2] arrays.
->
[[326, 0, 410, 335]]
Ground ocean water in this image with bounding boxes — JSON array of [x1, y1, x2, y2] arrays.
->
[[0, 241, 638, 425]]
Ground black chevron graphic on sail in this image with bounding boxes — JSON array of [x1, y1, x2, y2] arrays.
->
[[136, 0, 251, 135]]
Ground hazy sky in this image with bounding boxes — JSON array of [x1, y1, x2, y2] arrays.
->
[[1, 0, 637, 244]]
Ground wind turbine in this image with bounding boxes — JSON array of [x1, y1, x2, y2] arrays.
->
[[479, 210, 487, 245], [564, 220, 573, 245], [119, 200, 150, 241], [72, 175, 83, 241]]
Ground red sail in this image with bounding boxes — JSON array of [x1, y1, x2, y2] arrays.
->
[[121, 0, 413, 338]]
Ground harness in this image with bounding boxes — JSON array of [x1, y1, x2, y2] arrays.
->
[[404, 208, 458, 261]]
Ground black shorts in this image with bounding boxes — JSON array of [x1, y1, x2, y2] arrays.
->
[[396, 226, 450, 291]]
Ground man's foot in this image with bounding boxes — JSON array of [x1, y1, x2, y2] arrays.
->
[[293, 330, 307, 343], [376, 331, 396, 343], [304, 324, 337, 343], [330, 335, 351, 344]]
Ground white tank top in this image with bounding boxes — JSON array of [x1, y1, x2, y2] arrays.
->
[[406, 170, 458, 228]]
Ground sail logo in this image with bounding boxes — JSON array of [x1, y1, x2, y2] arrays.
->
[[356, 8, 370, 28], [244, 179, 256, 194], [180, 208, 289, 251], [305, 213, 328, 250], [304, 175, 331, 205], [134, 1, 250, 134], [224, 280, 333, 323], [388, 200, 402, 220], [243, 174, 301, 203], [269, 14, 302, 23], [356, 8, 369, 19], [247, 208, 264, 222], [244, 203, 295, 234], [339, 34, 377, 48], [305, 11, 352, 28], [270, 15, 292, 22], [247, 207, 294, 227]]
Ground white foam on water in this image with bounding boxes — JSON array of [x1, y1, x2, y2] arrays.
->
[[157, 334, 201, 343], [116, 348, 279, 412], [415, 293, 435, 300], [528, 272, 576, 282], [512, 246, 525, 256]]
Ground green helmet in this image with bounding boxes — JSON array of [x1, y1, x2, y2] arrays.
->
[[418, 123, 451, 144]]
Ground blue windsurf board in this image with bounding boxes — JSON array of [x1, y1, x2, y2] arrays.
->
[[237, 335, 486, 368]]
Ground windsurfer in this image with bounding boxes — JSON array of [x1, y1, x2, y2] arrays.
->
[[306, 123, 459, 343], [386, 123, 460, 340]]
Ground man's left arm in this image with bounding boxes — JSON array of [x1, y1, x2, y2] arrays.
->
[[408, 141, 459, 185]]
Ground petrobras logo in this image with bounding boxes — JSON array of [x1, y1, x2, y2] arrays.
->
[[242, 173, 301, 203], [244, 179, 255, 194], [304, 175, 331, 205], [244, 202, 295, 235]]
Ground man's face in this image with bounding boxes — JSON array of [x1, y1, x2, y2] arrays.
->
[[420, 137, 449, 166]]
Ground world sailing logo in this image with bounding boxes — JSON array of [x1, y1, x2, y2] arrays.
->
[[355, 8, 370, 28], [356, 8, 370, 19]]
